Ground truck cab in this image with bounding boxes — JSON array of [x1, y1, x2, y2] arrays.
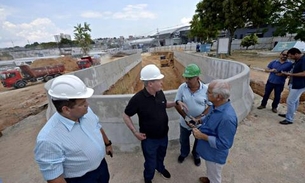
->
[[0, 70, 26, 88], [77, 58, 92, 69]]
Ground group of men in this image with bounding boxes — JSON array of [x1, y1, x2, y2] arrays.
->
[[34, 46, 305, 183], [257, 47, 305, 125]]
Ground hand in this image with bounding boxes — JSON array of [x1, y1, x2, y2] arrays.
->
[[106, 146, 113, 158], [185, 116, 200, 128], [192, 128, 201, 138], [134, 132, 147, 141]]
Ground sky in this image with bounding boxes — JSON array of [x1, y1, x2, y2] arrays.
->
[[0, 0, 200, 48]]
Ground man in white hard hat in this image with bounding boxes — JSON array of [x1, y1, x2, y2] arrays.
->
[[123, 64, 187, 183], [34, 75, 113, 183]]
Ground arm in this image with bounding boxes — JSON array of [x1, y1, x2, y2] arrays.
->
[[47, 175, 66, 183], [122, 112, 146, 140], [282, 71, 305, 77], [100, 128, 113, 157], [166, 101, 176, 108], [264, 67, 277, 73]]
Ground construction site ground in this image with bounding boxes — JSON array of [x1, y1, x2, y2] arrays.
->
[[0, 51, 304, 183]]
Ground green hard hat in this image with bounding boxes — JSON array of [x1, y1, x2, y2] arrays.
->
[[182, 64, 201, 77]]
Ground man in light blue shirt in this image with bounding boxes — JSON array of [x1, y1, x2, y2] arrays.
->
[[34, 75, 113, 183], [192, 79, 237, 183], [175, 64, 211, 166]]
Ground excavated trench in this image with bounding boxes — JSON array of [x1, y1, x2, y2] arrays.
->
[[103, 52, 184, 95]]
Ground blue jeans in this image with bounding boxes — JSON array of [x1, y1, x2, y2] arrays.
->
[[179, 125, 199, 159], [286, 85, 305, 122], [141, 136, 168, 181], [65, 158, 109, 183], [260, 81, 284, 109]]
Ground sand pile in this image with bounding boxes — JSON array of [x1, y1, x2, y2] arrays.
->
[[30, 56, 79, 73]]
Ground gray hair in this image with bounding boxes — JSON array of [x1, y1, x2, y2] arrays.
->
[[143, 80, 149, 87], [211, 79, 230, 99]]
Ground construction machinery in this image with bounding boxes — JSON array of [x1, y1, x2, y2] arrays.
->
[[76, 56, 101, 69], [0, 64, 65, 89]]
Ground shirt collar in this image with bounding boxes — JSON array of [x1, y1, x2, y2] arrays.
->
[[56, 112, 86, 132], [212, 99, 231, 112], [184, 81, 206, 90]]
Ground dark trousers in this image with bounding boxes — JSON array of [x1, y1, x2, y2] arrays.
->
[[65, 158, 109, 183], [179, 125, 199, 159], [261, 81, 284, 109], [141, 136, 168, 181]]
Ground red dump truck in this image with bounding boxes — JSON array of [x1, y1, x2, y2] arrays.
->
[[76, 56, 100, 69], [0, 64, 65, 89]]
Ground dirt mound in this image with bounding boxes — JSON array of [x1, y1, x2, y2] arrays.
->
[[31, 56, 79, 73]]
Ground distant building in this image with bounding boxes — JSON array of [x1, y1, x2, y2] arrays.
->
[[233, 25, 277, 39], [151, 25, 190, 46]]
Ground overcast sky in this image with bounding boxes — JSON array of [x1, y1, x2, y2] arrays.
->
[[0, 0, 200, 48]]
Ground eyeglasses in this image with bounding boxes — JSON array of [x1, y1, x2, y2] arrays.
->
[[282, 54, 288, 57]]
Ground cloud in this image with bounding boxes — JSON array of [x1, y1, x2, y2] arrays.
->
[[80, 4, 156, 20], [1, 18, 65, 47], [180, 17, 191, 25]]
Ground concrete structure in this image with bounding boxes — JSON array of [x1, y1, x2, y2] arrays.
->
[[45, 50, 253, 152]]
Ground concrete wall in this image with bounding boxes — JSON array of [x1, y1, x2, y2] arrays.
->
[[45, 51, 254, 152]]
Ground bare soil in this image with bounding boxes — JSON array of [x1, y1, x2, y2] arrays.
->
[[0, 51, 304, 132], [0, 51, 305, 183]]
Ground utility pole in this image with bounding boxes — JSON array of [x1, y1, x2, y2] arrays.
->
[[157, 28, 160, 47]]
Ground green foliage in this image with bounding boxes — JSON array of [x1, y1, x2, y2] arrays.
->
[[74, 22, 92, 56], [190, 0, 272, 54], [271, 0, 305, 41], [189, 0, 223, 43], [240, 34, 258, 49]]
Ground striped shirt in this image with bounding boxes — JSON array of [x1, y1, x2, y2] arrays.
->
[[175, 81, 211, 129], [34, 107, 105, 180]]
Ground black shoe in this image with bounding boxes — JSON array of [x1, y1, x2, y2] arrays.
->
[[272, 108, 278, 113], [178, 155, 185, 163], [278, 113, 286, 118], [194, 158, 201, 166], [159, 169, 171, 179], [144, 179, 152, 183], [279, 120, 293, 125], [257, 105, 265, 109]]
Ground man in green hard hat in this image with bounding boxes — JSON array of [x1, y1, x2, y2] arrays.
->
[[174, 64, 211, 166]]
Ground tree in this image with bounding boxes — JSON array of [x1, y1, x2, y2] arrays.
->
[[190, 0, 272, 55], [189, 0, 223, 43], [271, 0, 305, 41], [240, 34, 258, 49], [74, 22, 92, 56]]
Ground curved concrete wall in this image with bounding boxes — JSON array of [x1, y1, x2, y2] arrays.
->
[[45, 51, 253, 152]]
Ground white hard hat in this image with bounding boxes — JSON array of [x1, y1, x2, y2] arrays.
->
[[48, 75, 94, 99], [140, 64, 164, 81]]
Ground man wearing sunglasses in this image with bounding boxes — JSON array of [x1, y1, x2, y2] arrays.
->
[[257, 49, 293, 113]]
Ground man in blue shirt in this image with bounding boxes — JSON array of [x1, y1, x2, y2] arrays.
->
[[34, 75, 113, 183], [192, 79, 238, 183], [174, 64, 210, 166], [278, 48, 305, 125], [257, 50, 293, 113]]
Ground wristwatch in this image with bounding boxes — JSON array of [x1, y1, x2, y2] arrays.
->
[[175, 100, 179, 105], [105, 140, 112, 147]]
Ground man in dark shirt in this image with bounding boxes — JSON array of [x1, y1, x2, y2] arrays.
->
[[123, 64, 187, 183], [278, 48, 305, 124], [257, 49, 293, 113]]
